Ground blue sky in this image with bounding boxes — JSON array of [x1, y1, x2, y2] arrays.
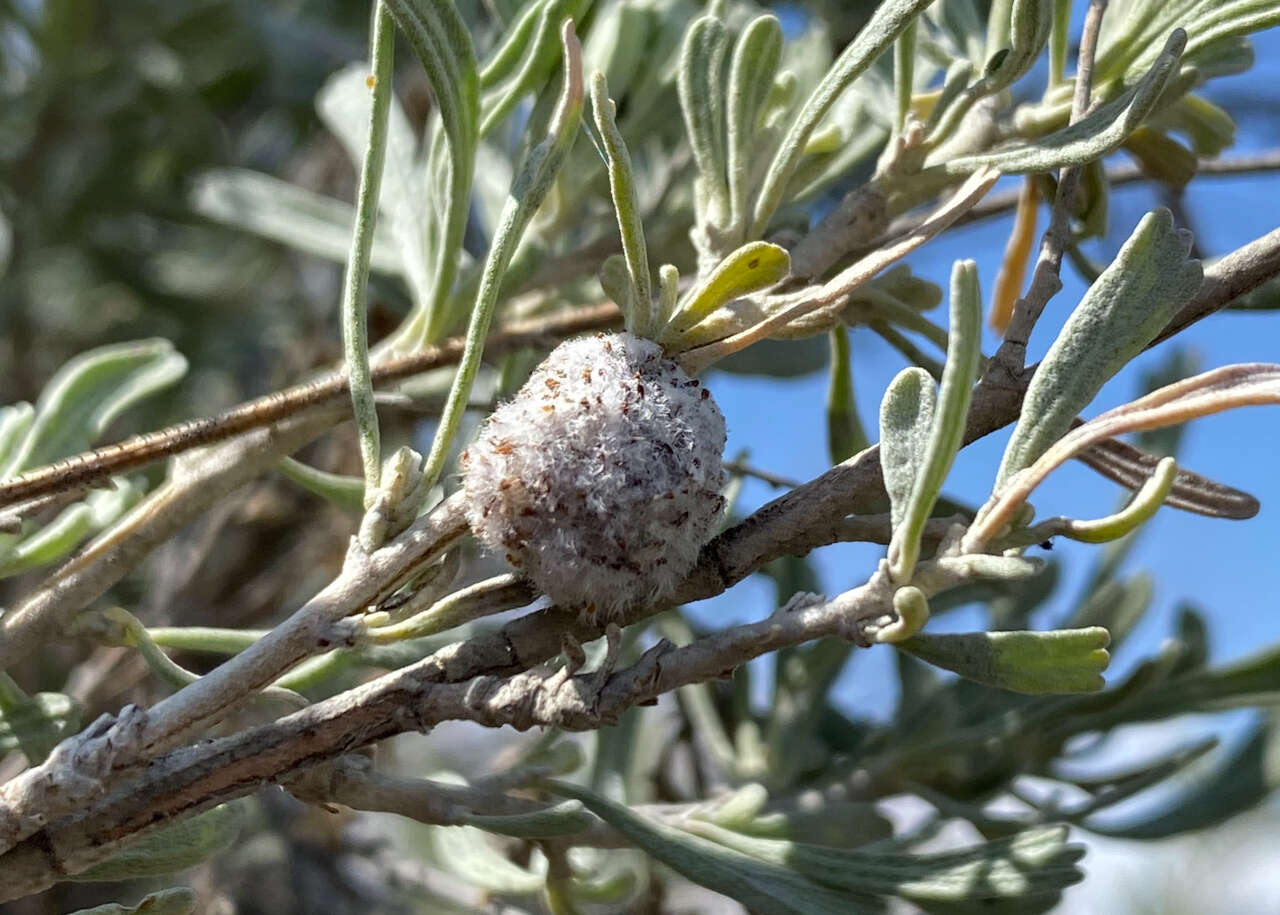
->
[[689, 21, 1280, 724]]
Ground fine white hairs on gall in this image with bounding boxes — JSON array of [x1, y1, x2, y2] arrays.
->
[[462, 332, 727, 618]]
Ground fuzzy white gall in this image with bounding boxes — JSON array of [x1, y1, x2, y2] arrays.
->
[[461, 332, 727, 617]]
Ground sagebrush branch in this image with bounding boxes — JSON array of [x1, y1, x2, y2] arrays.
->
[[0, 493, 468, 854], [0, 303, 621, 511], [0, 551, 1022, 898]]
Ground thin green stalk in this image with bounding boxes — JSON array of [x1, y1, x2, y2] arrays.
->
[[277, 457, 366, 514], [342, 3, 396, 506], [893, 19, 917, 137], [854, 289, 950, 352], [148, 627, 269, 654], [870, 321, 945, 380], [827, 326, 869, 463], [1047, 0, 1072, 87]]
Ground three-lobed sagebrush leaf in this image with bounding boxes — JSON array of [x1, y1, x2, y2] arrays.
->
[[897, 627, 1111, 694]]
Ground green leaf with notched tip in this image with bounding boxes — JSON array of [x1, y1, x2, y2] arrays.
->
[[897, 628, 1111, 694]]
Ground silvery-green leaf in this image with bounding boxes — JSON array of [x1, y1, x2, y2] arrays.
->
[[888, 260, 981, 583], [944, 31, 1184, 175], [1067, 574, 1153, 650], [430, 824, 547, 894], [679, 15, 731, 227], [686, 819, 1085, 903], [1150, 92, 1235, 157], [870, 264, 944, 311], [276, 458, 365, 514], [190, 169, 404, 274], [460, 800, 595, 838], [996, 208, 1202, 487], [0, 404, 34, 476], [582, 1, 654, 99], [479, 0, 543, 88], [66, 888, 198, 915], [590, 72, 652, 334], [1090, 717, 1280, 840], [383, 0, 480, 344], [70, 802, 246, 881], [568, 864, 641, 903], [0, 685, 81, 759], [746, 800, 894, 849], [3, 340, 187, 478], [981, 0, 1052, 93], [317, 64, 432, 309], [827, 326, 869, 463], [927, 0, 987, 66], [0, 475, 144, 578], [1057, 737, 1218, 821], [0, 503, 91, 577], [479, 0, 587, 137], [546, 780, 878, 914], [714, 336, 829, 378], [727, 15, 783, 237], [421, 21, 581, 486], [1101, 0, 1280, 86], [1123, 126, 1197, 186], [897, 628, 1111, 694], [1075, 642, 1280, 728], [751, 0, 934, 237], [879, 367, 937, 530]]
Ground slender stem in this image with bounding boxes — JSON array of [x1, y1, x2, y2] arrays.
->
[[893, 20, 917, 137], [870, 320, 944, 381], [826, 325, 870, 463], [0, 303, 619, 511], [341, 3, 396, 505], [995, 0, 1108, 364]]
